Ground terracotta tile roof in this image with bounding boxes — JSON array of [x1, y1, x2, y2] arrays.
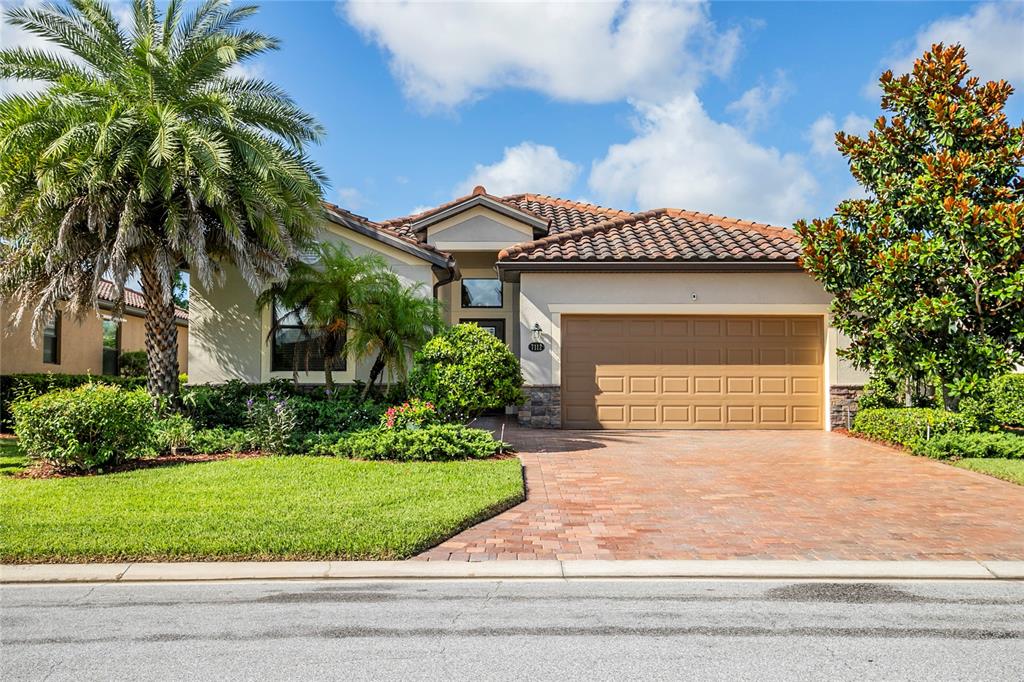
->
[[97, 280, 189, 322], [498, 208, 800, 263], [378, 186, 550, 237], [341, 188, 799, 267], [501, 194, 628, 235], [321, 202, 455, 267]]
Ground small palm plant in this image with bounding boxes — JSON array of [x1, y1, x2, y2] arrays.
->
[[0, 0, 326, 404], [257, 242, 389, 390], [348, 274, 445, 398]]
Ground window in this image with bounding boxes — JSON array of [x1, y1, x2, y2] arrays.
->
[[461, 278, 503, 308], [102, 319, 120, 376], [270, 301, 344, 373], [42, 313, 61, 364], [461, 319, 505, 343]]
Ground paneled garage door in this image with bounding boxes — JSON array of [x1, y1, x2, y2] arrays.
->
[[561, 315, 824, 430]]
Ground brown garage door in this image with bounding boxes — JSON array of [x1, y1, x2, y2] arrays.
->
[[561, 315, 824, 430]]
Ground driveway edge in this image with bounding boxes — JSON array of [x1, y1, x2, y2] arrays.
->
[[2, 560, 1020, 583]]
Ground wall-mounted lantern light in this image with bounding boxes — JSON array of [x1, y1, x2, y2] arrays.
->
[[530, 323, 543, 342]]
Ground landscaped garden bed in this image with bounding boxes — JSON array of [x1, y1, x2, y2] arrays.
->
[[0, 323, 528, 562], [846, 373, 1024, 486]]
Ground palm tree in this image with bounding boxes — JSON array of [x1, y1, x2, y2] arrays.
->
[[256, 241, 388, 390], [348, 274, 445, 398], [0, 0, 325, 404]]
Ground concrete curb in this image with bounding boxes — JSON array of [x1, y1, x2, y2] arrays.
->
[[3, 560, 1022, 583]]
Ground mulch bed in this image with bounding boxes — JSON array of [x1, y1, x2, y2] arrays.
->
[[833, 427, 913, 453], [15, 451, 266, 480]]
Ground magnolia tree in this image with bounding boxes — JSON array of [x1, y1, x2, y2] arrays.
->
[[796, 44, 1024, 410]]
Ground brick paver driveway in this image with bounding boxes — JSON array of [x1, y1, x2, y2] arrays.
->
[[419, 421, 1024, 561]]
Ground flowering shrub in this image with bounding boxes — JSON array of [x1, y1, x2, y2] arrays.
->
[[381, 398, 438, 430], [246, 393, 297, 455]]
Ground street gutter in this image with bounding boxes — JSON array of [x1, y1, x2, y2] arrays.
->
[[2, 559, 1022, 583]]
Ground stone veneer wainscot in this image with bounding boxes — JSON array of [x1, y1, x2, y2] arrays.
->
[[830, 385, 864, 430], [518, 386, 561, 428]]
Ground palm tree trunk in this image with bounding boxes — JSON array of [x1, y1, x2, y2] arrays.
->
[[324, 355, 335, 392], [362, 352, 387, 399], [139, 260, 181, 409]]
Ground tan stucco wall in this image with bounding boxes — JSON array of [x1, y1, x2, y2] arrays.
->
[[118, 313, 189, 373], [188, 222, 434, 385], [517, 270, 870, 399], [0, 302, 187, 375]]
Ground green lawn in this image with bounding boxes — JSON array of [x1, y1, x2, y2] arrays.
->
[[953, 458, 1024, 486], [0, 451, 524, 563], [0, 438, 27, 476]]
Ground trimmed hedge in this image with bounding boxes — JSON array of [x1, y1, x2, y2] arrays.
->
[[324, 425, 508, 461], [1, 373, 146, 431], [991, 374, 1024, 427], [915, 431, 1024, 460], [851, 407, 971, 449]]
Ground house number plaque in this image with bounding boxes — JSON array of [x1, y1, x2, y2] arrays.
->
[[528, 341, 545, 352]]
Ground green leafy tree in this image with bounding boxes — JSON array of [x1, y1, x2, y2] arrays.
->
[[257, 242, 388, 390], [0, 0, 326, 405], [348, 274, 445, 398], [796, 43, 1024, 410]]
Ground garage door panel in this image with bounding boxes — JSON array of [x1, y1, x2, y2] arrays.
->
[[726, 377, 755, 394], [561, 315, 823, 430], [662, 376, 691, 394]]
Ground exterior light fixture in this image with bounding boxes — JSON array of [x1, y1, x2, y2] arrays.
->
[[530, 323, 543, 342]]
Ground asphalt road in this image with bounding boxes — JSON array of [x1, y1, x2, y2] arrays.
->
[[3, 579, 1023, 681]]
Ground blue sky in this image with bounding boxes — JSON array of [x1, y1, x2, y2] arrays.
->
[[3, 1, 1023, 226]]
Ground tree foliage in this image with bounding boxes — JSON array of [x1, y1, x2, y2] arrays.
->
[[0, 0, 326, 402], [256, 241, 388, 390], [796, 43, 1024, 408]]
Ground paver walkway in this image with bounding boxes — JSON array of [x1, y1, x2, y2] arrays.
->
[[419, 421, 1024, 561]]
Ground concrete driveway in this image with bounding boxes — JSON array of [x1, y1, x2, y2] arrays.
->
[[419, 422, 1024, 561]]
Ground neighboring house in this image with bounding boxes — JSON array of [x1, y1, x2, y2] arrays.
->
[[189, 186, 868, 431], [0, 281, 189, 376]]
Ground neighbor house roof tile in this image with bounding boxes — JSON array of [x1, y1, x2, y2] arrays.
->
[[97, 280, 189, 321]]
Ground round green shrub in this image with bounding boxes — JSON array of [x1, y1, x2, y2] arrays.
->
[[408, 324, 524, 420], [11, 384, 154, 472]]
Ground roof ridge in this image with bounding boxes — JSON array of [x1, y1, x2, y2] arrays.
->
[[499, 209, 666, 261], [378, 191, 548, 229], [512, 193, 631, 218], [662, 208, 798, 241]]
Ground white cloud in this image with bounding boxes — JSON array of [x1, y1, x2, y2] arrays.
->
[[869, 3, 1024, 96], [808, 113, 872, 158], [0, 1, 134, 96], [726, 71, 790, 130], [0, 0, 57, 96], [341, 0, 739, 109], [588, 94, 817, 226], [336, 186, 365, 210], [455, 142, 579, 197]]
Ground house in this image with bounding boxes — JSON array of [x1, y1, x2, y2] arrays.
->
[[0, 281, 189, 377], [189, 187, 868, 430]]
